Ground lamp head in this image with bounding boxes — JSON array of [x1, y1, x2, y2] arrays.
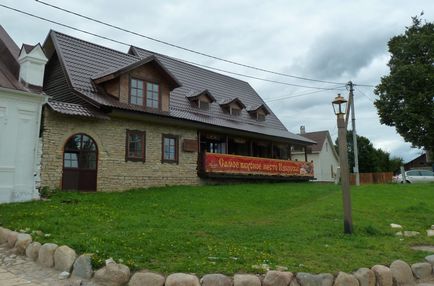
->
[[332, 94, 348, 116]]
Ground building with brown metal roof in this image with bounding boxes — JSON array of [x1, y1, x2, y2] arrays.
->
[[39, 30, 316, 191]]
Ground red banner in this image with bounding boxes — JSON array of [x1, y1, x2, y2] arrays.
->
[[204, 153, 314, 177]]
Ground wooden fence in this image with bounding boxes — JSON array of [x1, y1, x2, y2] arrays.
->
[[350, 172, 393, 185]]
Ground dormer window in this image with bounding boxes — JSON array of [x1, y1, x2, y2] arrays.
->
[[129, 78, 160, 109], [186, 89, 216, 111], [130, 79, 144, 105], [246, 104, 270, 122], [146, 82, 159, 109], [91, 55, 181, 113], [230, 107, 241, 116], [257, 113, 266, 122], [198, 100, 210, 111], [219, 98, 246, 116]]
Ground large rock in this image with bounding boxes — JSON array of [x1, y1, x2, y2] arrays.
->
[[233, 274, 261, 286], [263, 271, 293, 286], [7, 231, 18, 248], [296, 273, 334, 286], [165, 273, 200, 286], [94, 263, 131, 286], [38, 243, 58, 268], [54, 245, 77, 272], [354, 268, 375, 286], [0, 227, 11, 243], [26, 241, 41, 261], [333, 272, 358, 286], [129, 272, 165, 286], [14, 233, 32, 254], [371, 265, 392, 286], [72, 254, 93, 279], [403, 231, 420, 237], [411, 263, 432, 280], [390, 260, 415, 286], [425, 255, 434, 266], [201, 274, 232, 286]]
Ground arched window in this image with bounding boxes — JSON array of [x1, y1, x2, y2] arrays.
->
[[62, 134, 98, 191]]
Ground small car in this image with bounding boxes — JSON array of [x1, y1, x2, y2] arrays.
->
[[393, 169, 434, 183]]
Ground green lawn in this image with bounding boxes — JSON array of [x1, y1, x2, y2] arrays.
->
[[0, 183, 433, 275]]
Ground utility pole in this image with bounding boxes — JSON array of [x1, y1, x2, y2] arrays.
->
[[348, 81, 360, 186]]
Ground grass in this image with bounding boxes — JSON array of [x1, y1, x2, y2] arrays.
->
[[0, 182, 433, 275]]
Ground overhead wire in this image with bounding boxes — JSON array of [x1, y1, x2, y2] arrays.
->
[[35, 0, 347, 86], [357, 88, 376, 103], [265, 87, 346, 103], [0, 4, 346, 91]]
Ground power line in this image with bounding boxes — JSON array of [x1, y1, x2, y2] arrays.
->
[[0, 4, 346, 91], [35, 0, 347, 86], [357, 88, 375, 103], [178, 60, 346, 90], [354, 83, 376, 88], [266, 87, 346, 103]]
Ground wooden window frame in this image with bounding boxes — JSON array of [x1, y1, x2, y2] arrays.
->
[[230, 107, 241, 116], [128, 77, 161, 111], [257, 112, 266, 121], [125, 129, 146, 162], [129, 78, 145, 106], [198, 100, 210, 111], [161, 134, 179, 164]]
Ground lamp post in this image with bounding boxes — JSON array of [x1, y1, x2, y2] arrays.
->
[[332, 94, 353, 234]]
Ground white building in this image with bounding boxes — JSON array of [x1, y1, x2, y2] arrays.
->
[[293, 127, 339, 182], [0, 26, 47, 203]]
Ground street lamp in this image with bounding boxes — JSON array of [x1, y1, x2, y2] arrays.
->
[[332, 94, 353, 234]]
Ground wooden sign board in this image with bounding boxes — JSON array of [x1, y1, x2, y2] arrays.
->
[[183, 139, 198, 152]]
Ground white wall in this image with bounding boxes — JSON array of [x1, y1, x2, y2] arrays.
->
[[0, 88, 46, 203], [317, 140, 339, 182], [292, 139, 339, 182]]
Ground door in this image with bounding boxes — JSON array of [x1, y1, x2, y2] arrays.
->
[[62, 134, 98, 192]]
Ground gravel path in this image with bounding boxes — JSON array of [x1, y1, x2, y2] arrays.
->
[[0, 244, 95, 286]]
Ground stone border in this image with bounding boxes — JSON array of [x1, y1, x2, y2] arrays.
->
[[1, 226, 433, 286]]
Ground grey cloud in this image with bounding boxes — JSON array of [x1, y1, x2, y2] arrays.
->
[[300, 31, 390, 79]]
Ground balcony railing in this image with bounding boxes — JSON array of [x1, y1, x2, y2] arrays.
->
[[199, 152, 314, 180]]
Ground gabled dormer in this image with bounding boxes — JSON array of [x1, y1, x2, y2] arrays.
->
[[92, 55, 181, 112], [186, 89, 216, 111], [219, 98, 245, 116], [18, 43, 48, 88], [246, 104, 270, 121]]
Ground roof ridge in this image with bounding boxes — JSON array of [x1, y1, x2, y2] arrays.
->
[[51, 30, 138, 60]]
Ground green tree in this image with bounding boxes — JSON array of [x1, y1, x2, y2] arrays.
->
[[335, 132, 403, 173], [374, 16, 434, 155]]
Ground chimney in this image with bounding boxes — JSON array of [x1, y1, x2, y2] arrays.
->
[[18, 44, 48, 88], [300, 125, 306, 134]]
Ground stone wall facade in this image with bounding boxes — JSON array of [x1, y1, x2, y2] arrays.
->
[[41, 108, 201, 192]]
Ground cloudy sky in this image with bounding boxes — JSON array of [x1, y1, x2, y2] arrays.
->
[[1, 0, 432, 161]]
